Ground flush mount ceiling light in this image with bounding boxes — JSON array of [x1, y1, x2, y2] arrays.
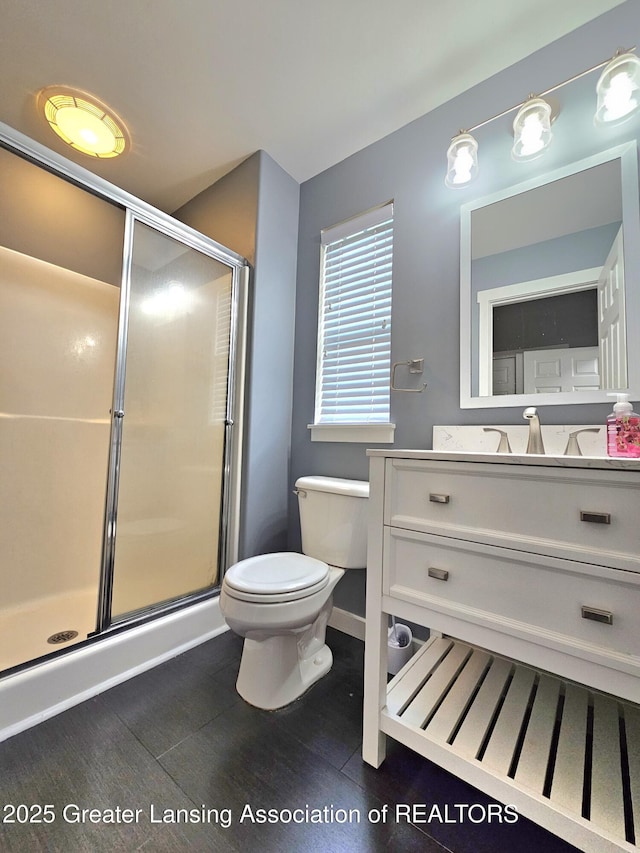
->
[[445, 47, 639, 188], [445, 132, 479, 188], [595, 50, 640, 125], [38, 86, 129, 158], [512, 96, 553, 161]]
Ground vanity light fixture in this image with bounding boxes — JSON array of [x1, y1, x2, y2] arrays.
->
[[512, 96, 552, 160], [445, 46, 638, 188], [445, 131, 479, 187], [595, 50, 640, 125], [38, 86, 129, 158]]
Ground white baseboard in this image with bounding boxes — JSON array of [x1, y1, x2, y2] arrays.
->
[[328, 606, 366, 641], [0, 598, 227, 743]]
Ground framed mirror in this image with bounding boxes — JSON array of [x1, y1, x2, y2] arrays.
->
[[460, 142, 640, 408]]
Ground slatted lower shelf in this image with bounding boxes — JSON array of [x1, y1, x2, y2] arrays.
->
[[383, 636, 640, 852]]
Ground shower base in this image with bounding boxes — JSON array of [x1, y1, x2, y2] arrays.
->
[[0, 596, 226, 742], [0, 587, 97, 672]]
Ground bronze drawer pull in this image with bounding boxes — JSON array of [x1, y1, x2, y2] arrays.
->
[[580, 510, 611, 524], [429, 493, 450, 504], [428, 567, 449, 581], [581, 606, 613, 625]]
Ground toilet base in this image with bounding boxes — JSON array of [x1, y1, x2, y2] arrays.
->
[[221, 567, 344, 710], [236, 631, 334, 710]]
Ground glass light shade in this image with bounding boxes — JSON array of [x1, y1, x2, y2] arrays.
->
[[512, 97, 552, 161], [445, 132, 479, 188], [39, 88, 128, 158], [595, 51, 640, 125]]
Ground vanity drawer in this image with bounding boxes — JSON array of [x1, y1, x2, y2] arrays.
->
[[384, 527, 640, 658], [385, 458, 640, 572]]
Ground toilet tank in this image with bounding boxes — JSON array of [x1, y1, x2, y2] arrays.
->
[[295, 476, 369, 569]]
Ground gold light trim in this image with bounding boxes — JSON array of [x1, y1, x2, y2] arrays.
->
[[39, 87, 129, 158]]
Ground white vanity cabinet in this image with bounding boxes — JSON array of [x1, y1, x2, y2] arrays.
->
[[363, 450, 640, 853]]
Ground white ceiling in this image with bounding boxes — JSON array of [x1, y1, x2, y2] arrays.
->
[[0, 0, 627, 212]]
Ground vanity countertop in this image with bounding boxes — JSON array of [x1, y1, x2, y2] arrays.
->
[[366, 447, 640, 470]]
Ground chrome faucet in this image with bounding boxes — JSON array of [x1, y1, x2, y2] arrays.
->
[[523, 406, 545, 454]]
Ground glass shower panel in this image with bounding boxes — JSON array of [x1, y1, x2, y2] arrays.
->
[[110, 220, 233, 618], [0, 146, 123, 671]]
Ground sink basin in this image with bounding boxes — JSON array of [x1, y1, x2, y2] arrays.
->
[[433, 424, 606, 457]]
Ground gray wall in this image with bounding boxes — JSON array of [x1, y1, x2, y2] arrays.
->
[[242, 150, 300, 556], [173, 152, 260, 264], [174, 150, 300, 560], [290, 1, 640, 616]]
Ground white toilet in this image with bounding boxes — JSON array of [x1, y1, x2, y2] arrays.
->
[[220, 475, 369, 710]]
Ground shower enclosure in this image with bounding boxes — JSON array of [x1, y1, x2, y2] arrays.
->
[[0, 124, 248, 675]]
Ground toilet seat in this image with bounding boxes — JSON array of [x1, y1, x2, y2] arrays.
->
[[223, 553, 330, 604]]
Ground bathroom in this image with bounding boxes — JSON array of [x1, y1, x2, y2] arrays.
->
[[1, 1, 640, 851]]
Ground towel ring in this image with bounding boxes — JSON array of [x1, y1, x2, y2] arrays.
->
[[391, 359, 427, 393]]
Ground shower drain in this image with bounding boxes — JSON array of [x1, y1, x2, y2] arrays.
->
[[47, 630, 79, 645]]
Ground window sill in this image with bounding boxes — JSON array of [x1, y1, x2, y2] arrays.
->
[[307, 423, 396, 444]]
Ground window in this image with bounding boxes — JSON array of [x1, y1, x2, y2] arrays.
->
[[309, 202, 395, 443]]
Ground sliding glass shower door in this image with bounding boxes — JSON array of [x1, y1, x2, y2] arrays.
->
[[107, 219, 236, 620]]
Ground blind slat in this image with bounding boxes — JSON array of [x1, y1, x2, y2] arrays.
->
[[325, 241, 393, 273]]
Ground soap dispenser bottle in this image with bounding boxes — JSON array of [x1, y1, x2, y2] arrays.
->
[[607, 393, 640, 458]]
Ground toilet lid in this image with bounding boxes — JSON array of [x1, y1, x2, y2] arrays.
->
[[224, 552, 329, 596]]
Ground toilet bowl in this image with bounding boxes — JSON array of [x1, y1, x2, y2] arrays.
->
[[220, 553, 344, 709], [220, 476, 368, 710]]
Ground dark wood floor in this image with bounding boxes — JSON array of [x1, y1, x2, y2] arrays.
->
[[0, 627, 581, 852]]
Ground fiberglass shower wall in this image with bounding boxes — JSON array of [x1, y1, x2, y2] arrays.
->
[[0, 138, 246, 673]]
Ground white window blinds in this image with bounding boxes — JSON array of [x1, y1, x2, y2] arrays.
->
[[314, 203, 393, 425]]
